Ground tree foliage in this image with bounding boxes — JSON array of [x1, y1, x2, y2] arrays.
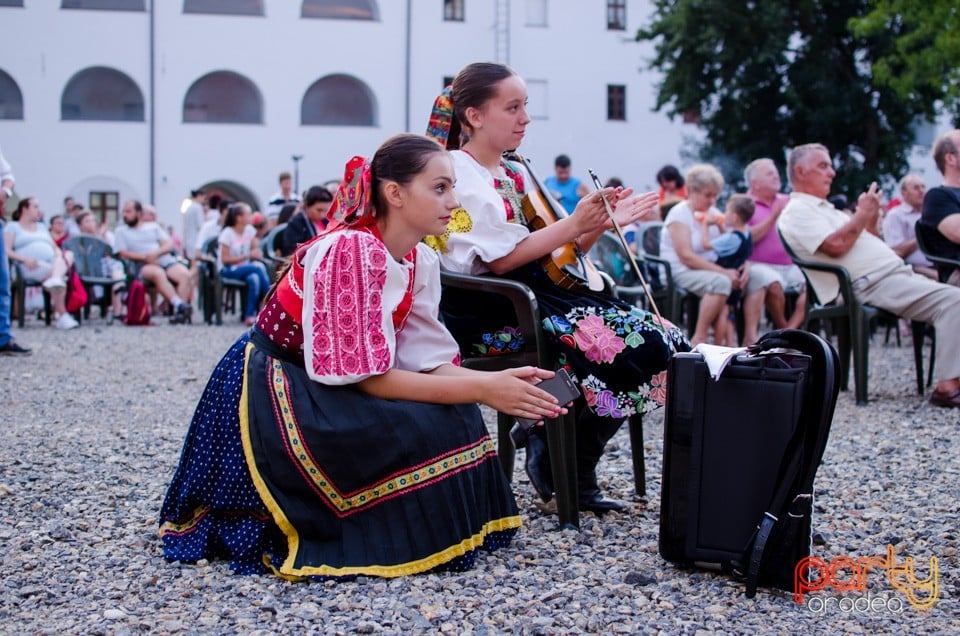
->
[[637, 0, 952, 198], [850, 0, 960, 122]]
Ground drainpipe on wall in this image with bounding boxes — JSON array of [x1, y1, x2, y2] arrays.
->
[[404, 0, 412, 132], [149, 0, 156, 203]]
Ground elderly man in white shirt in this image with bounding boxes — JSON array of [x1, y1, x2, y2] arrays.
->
[[778, 143, 960, 408], [882, 173, 936, 279]]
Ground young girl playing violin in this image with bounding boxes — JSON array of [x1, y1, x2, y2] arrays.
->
[[426, 62, 689, 514], [160, 133, 566, 579]]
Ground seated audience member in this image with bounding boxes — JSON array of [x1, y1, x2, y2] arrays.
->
[[656, 164, 687, 206], [62, 197, 80, 237], [743, 157, 807, 329], [660, 164, 778, 346], [882, 173, 936, 280], [779, 142, 960, 409], [699, 194, 755, 345], [77, 211, 125, 323], [604, 177, 624, 189], [279, 185, 333, 256], [251, 212, 269, 240], [91, 211, 116, 247], [196, 198, 231, 257], [48, 215, 68, 248], [920, 129, 960, 285], [114, 199, 194, 324], [3, 197, 78, 329], [217, 203, 270, 326], [277, 203, 298, 226]]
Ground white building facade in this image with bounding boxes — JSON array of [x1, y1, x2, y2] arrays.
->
[[1, 0, 946, 231], [0, 0, 697, 229]]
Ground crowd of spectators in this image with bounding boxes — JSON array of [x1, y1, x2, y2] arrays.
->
[[6, 132, 960, 408]]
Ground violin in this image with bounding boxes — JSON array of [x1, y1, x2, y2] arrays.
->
[[506, 152, 605, 292]]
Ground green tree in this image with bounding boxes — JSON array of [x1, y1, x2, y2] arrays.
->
[[637, 0, 943, 198], [850, 0, 960, 124]]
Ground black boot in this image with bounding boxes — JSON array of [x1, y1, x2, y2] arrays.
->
[[524, 425, 554, 502], [577, 414, 628, 514]]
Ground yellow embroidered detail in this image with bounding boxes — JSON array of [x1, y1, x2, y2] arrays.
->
[[159, 506, 208, 537], [239, 343, 304, 576], [264, 515, 523, 580], [267, 358, 496, 512], [423, 207, 473, 253]]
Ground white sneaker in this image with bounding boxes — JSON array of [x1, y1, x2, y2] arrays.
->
[[55, 313, 79, 330], [42, 277, 66, 290]]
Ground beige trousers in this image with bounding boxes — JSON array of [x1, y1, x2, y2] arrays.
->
[[853, 263, 960, 381]]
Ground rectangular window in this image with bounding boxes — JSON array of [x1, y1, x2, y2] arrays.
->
[[89, 191, 119, 229], [606, 0, 626, 30], [525, 0, 547, 27], [443, 0, 464, 21], [0, 0, 25, 6], [61, 0, 145, 10], [607, 84, 626, 121]]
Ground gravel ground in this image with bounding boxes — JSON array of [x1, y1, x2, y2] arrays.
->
[[0, 317, 957, 635]]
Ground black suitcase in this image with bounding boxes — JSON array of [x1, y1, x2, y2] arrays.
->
[[659, 329, 839, 596]]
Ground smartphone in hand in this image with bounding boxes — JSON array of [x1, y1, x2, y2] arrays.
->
[[515, 368, 581, 430]]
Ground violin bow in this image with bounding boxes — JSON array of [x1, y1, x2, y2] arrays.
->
[[588, 170, 673, 340]]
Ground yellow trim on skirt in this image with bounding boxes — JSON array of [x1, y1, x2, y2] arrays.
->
[[239, 342, 522, 581]]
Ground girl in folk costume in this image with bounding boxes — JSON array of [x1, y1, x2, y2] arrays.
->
[[425, 63, 689, 513], [160, 134, 566, 579]]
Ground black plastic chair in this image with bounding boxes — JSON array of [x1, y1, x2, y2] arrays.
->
[[260, 222, 289, 280], [915, 220, 960, 284], [62, 235, 126, 323], [439, 270, 649, 530], [198, 238, 248, 325], [778, 228, 931, 404], [9, 261, 52, 328], [587, 231, 650, 308], [634, 221, 694, 329]]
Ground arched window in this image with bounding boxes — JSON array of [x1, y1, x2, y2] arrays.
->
[[301, 74, 377, 126], [183, 71, 263, 124], [183, 0, 263, 16], [61, 0, 145, 10], [301, 0, 379, 20], [61, 67, 144, 121], [0, 69, 24, 120]]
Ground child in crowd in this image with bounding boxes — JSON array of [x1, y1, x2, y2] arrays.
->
[[700, 193, 755, 345]]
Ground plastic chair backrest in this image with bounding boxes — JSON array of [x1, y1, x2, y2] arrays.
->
[[262, 223, 288, 260], [638, 221, 663, 257], [915, 219, 960, 283], [62, 235, 114, 278], [203, 236, 218, 258], [590, 232, 639, 286]]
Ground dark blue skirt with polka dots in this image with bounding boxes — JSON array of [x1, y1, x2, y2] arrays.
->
[[159, 330, 520, 578]]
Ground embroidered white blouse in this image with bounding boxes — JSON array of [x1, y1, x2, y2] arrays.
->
[[437, 150, 531, 275], [300, 229, 460, 386]]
